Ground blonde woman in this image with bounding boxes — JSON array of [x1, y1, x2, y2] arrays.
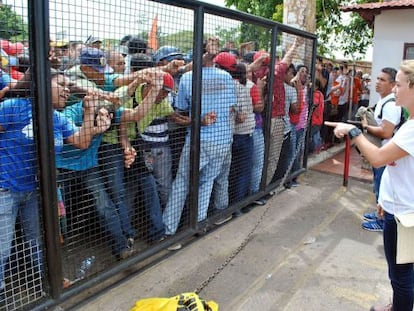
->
[[326, 60, 414, 311]]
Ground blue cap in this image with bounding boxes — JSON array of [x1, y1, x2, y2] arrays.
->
[[79, 47, 113, 74], [153, 46, 184, 63]]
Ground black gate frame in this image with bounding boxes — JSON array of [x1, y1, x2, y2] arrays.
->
[[25, 1, 317, 309]]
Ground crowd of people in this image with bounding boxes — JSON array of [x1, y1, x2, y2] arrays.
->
[[0, 33, 376, 303], [2, 29, 414, 311]]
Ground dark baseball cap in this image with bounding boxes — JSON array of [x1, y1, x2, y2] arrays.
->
[[80, 47, 113, 74]]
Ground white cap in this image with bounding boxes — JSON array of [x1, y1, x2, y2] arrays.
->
[[362, 73, 370, 80]]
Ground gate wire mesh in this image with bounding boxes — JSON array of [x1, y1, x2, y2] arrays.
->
[[0, 0, 316, 309]]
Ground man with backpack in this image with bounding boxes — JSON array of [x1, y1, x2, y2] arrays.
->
[[361, 67, 404, 232]]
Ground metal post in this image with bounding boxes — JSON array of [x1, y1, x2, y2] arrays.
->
[[303, 37, 317, 169], [343, 136, 351, 187], [260, 24, 278, 189], [348, 62, 355, 121], [188, 6, 204, 230], [28, 0, 63, 299]]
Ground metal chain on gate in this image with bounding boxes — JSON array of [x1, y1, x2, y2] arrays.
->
[[194, 125, 309, 294]]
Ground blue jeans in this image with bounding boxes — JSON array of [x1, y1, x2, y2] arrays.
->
[[229, 134, 253, 203], [383, 212, 414, 310], [288, 124, 298, 173], [0, 189, 42, 292], [212, 148, 232, 211], [293, 128, 305, 173], [125, 170, 164, 242], [310, 125, 322, 153], [99, 144, 135, 238], [273, 132, 292, 182], [249, 128, 264, 194], [148, 144, 172, 209], [163, 140, 231, 235], [373, 166, 385, 203], [58, 167, 127, 255]]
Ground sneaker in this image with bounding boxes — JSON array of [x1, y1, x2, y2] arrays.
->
[[167, 243, 182, 251], [127, 237, 134, 249], [214, 215, 232, 226], [362, 219, 384, 232], [290, 180, 299, 187], [364, 211, 377, 221], [370, 303, 392, 311], [269, 191, 275, 196], [253, 198, 266, 206]]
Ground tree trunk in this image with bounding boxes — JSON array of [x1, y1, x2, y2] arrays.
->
[[283, 0, 316, 62], [283, 0, 316, 32]]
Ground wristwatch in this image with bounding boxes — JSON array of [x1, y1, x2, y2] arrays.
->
[[348, 127, 362, 140]]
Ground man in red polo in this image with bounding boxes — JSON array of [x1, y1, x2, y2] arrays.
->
[[249, 37, 302, 185]]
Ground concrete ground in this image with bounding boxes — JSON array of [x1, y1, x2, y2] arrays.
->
[[71, 146, 392, 311]]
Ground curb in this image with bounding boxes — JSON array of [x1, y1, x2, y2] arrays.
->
[[307, 143, 346, 168]]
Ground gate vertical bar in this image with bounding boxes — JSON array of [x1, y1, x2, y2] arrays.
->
[[188, 6, 204, 229], [303, 37, 317, 169], [28, 0, 63, 299], [261, 25, 278, 189]]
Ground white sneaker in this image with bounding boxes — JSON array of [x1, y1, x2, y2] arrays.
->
[[167, 243, 182, 251], [253, 198, 266, 206], [214, 215, 232, 225]]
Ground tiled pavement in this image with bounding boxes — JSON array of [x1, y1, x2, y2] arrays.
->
[[310, 143, 373, 183]]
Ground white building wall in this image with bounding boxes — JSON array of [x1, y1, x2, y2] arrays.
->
[[370, 9, 414, 105]]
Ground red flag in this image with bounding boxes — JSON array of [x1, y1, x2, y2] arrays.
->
[[148, 15, 158, 51]]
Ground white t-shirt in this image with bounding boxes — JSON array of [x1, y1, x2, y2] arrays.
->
[[337, 74, 349, 106], [379, 119, 414, 215], [374, 93, 401, 145]]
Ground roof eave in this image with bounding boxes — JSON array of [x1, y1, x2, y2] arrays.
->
[[340, 7, 380, 28]]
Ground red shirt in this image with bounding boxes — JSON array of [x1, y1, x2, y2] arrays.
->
[[352, 77, 361, 104], [312, 90, 324, 126], [250, 83, 261, 105], [272, 62, 288, 117]]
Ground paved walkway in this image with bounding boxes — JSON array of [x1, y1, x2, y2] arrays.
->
[[65, 144, 393, 311], [311, 144, 372, 183]]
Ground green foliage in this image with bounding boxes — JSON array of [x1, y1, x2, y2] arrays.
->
[[224, 0, 282, 51], [159, 30, 194, 53], [0, 4, 28, 41], [272, 4, 284, 23], [316, 0, 374, 59], [225, 0, 282, 19], [214, 26, 240, 45], [238, 23, 272, 50], [225, 0, 375, 59]]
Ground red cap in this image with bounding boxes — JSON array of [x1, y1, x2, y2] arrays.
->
[[213, 52, 237, 71], [1, 40, 23, 56], [163, 73, 174, 92], [253, 51, 270, 66]]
